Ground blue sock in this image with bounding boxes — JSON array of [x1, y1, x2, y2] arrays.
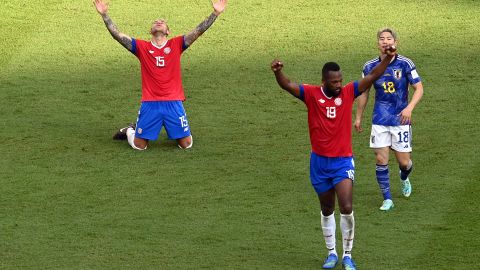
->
[[399, 160, 413, 181], [376, 164, 391, 200]]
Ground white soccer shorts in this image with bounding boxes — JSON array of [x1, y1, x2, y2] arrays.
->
[[370, 124, 412, 152]]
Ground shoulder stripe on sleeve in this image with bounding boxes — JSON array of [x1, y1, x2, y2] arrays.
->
[[398, 55, 415, 69], [398, 55, 414, 65], [363, 57, 379, 69]]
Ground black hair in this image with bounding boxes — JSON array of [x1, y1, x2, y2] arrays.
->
[[322, 62, 341, 79]]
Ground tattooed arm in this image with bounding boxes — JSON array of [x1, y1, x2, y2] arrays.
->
[[93, 0, 133, 51], [184, 0, 228, 47]]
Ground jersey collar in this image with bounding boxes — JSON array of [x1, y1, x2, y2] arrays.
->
[[321, 86, 334, 99], [151, 40, 168, 49]]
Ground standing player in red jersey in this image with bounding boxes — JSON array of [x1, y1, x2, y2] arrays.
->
[[270, 45, 396, 270], [93, 0, 228, 150]]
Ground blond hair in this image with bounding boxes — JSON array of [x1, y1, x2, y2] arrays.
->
[[377, 27, 398, 41]]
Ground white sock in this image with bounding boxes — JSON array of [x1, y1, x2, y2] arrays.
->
[[321, 212, 337, 256], [127, 127, 146, 150], [340, 212, 355, 258]]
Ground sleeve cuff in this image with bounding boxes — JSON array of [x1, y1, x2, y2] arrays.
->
[[299, 84, 305, 101]]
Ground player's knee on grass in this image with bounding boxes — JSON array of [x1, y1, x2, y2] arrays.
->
[[127, 128, 147, 150], [177, 136, 193, 149], [132, 139, 148, 150]]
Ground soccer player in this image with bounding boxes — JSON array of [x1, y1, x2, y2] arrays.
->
[[93, 0, 228, 150], [271, 45, 397, 270], [354, 28, 424, 211]]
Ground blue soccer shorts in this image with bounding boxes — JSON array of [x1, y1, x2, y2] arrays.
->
[[309, 152, 355, 194], [135, 101, 191, 141]]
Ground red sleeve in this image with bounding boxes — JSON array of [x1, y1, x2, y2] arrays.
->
[[342, 82, 357, 101], [170, 36, 187, 53], [133, 39, 146, 59], [302, 84, 319, 106]]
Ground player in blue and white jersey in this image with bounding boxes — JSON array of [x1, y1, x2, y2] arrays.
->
[[354, 28, 424, 211]]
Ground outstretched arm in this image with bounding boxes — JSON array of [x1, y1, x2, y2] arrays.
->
[[271, 59, 301, 98], [358, 46, 397, 93], [93, 0, 133, 51], [184, 0, 228, 47]]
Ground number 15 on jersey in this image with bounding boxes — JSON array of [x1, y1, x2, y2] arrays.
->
[[155, 56, 165, 67]]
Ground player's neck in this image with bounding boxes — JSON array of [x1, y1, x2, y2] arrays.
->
[[151, 35, 168, 47], [321, 86, 336, 98]]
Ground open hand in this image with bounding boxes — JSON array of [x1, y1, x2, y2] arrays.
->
[[93, 0, 108, 15], [212, 0, 227, 15]]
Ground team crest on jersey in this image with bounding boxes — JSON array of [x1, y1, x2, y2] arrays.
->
[[164, 47, 171, 54], [138, 128, 143, 134], [334, 98, 342, 106], [393, 69, 402, 80]]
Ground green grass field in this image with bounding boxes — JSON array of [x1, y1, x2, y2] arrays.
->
[[1, 0, 479, 269]]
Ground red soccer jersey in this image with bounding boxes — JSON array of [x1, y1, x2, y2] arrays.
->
[[132, 36, 187, 101], [301, 81, 359, 157]]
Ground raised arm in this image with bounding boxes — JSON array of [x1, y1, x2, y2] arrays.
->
[[184, 0, 227, 47], [358, 46, 397, 93], [271, 59, 301, 98], [93, 0, 133, 51]]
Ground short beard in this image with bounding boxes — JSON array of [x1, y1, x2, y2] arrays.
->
[[324, 87, 340, 97]]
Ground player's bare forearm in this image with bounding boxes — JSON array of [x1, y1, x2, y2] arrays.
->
[[359, 54, 395, 92], [101, 14, 133, 51], [274, 71, 300, 98], [354, 91, 369, 132], [406, 82, 424, 111], [372, 54, 394, 77], [184, 13, 218, 46], [400, 83, 423, 124], [355, 91, 369, 120], [359, 46, 397, 92]]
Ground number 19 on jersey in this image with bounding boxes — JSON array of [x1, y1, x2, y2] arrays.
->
[[326, 107, 336, 118]]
